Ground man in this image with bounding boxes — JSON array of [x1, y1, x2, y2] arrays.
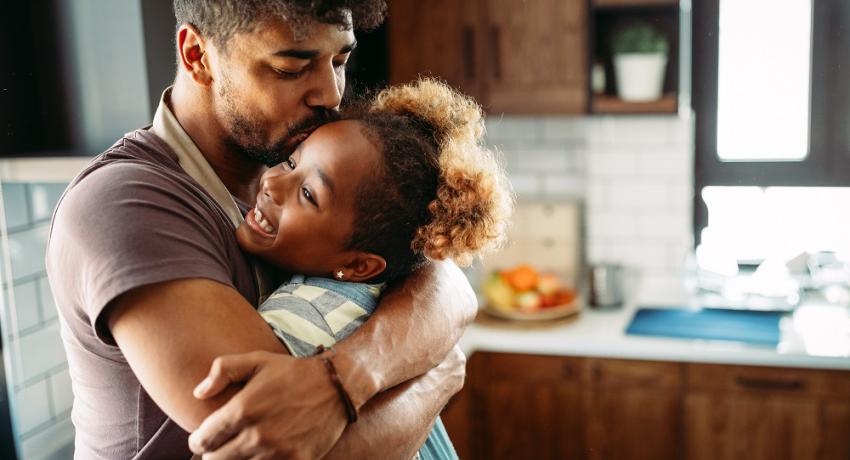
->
[[46, 1, 476, 459]]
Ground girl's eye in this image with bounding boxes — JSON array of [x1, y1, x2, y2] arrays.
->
[[302, 187, 318, 207], [281, 158, 296, 171]]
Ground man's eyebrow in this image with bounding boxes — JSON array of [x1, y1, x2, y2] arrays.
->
[[273, 41, 357, 60], [341, 41, 357, 54], [273, 49, 319, 59]]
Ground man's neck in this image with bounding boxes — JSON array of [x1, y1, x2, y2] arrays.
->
[[169, 80, 265, 203]]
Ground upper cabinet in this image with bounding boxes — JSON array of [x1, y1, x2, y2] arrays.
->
[[388, 0, 588, 114], [388, 0, 485, 102], [387, 0, 682, 115]]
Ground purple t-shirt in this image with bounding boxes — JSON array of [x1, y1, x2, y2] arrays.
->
[[46, 128, 260, 459]]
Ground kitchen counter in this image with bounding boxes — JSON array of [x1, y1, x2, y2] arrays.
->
[[460, 296, 850, 371]]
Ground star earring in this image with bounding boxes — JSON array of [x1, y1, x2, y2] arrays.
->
[[335, 270, 345, 280]]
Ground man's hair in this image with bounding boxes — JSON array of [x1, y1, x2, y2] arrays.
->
[[173, 0, 386, 45]]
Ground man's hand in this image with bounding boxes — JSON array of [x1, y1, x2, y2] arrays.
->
[[189, 351, 347, 460], [191, 346, 469, 460]]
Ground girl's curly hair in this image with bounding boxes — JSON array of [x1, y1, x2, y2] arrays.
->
[[344, 78, 513, 283]]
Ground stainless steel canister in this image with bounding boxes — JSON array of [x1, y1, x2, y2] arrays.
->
[[589, 263, 625, 308]]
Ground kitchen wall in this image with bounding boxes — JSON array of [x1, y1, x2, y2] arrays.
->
[[485, 115, 694, 301], [2, 182, 73, 460]]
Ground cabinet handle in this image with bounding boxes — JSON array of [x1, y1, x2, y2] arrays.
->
[[734, 376, 806, 391], [490, 25, 501, 80], [463, 26, 475, 80], [562, 361, 573, 379]]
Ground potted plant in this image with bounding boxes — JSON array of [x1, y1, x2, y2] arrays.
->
[[610, 22, 669, 102]]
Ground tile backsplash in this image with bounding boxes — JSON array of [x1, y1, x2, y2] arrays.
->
[[2, 182, 74, 460], [484, 115, 694, 299]]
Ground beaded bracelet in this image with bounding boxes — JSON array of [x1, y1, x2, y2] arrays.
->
[[315, 345, 359, 424]]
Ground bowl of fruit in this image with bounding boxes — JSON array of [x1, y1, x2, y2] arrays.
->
[[481, 264, 581, 321]]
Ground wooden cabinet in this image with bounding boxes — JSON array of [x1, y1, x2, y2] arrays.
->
[[388, 0, 485, 102], [582, 359, 682, 460], [684, 364, 850, 460], [388, 0, 588, 114], [441, 353, 850, 460], [475, 353, 585, 460]]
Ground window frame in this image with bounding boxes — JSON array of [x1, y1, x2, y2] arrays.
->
[[693, 0, 850, 245]]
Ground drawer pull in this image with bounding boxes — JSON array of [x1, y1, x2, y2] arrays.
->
[[734, 376, 806, 391]]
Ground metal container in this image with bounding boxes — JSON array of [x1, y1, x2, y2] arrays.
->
[[589, 263, 625, 308]]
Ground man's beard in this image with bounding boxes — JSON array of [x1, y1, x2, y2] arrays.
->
[[221, 108, 339, 167], [217, 81, 340, 166]]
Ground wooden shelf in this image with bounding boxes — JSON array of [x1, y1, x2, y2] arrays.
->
[[592, 0, 678, 8], [591, 93, 677, 114]]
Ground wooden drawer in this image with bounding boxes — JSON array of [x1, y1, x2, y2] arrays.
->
[[686, 363, 850, 399], [483, 352, 581, 382], [583, 358, 682, 390]]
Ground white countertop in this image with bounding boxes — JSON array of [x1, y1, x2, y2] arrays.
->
[[460, 297, 850, 371]]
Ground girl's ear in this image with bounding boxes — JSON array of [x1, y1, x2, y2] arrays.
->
[[339, 252, 387, 282]]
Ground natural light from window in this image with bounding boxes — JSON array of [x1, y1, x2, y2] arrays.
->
[[716, 0, 812, 161], [700, 187, 850, 263]]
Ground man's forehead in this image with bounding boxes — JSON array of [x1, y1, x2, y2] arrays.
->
[[242, 16, 355, 54]]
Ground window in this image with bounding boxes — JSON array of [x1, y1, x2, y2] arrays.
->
[[693, 0, 850, 251]]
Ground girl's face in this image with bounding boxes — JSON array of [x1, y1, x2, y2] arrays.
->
[[236, 120, 381, 277]]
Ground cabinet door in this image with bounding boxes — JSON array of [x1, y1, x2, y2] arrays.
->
[[476, 353, 585, 460], [484, 0, 588, 114], [388, 0, 485, 101], [582, 359, 683, 460], [685, 364, 850, 460]]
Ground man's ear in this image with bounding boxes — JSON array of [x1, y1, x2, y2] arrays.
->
[[339, 252, 387, 283], [177, 24, 213, 86]]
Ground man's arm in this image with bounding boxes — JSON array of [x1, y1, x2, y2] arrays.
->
[[334, 260, 478, 406], [324, 347, 467, 460], [185, 261, 477, 458], [112, 261, 476, 458]]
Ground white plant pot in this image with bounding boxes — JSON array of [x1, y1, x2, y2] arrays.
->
[[613, 53, 668, 102]]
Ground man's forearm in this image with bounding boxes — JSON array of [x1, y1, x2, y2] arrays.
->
[[334, 260, 477, 407], [324, 347, 466, 460]]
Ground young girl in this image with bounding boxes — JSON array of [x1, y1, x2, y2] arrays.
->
[[235, 78, 512, 459]]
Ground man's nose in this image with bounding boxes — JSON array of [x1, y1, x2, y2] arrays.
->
[[305, 62, 343, 110]]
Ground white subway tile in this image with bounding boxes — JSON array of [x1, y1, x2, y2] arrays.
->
[[484, 116, 542, 142], [506, 174, 542, 198], [587, 152, 640, 177], [637, 213, 690, 239], [13, 280, 41, 332], [586, 181, 610, 211], [29, 183, 67, 223], [636, 151, 693, 177], [541, 117, 588, 141], [19, 323, 67, 382], [20, 416, 75, 460], [3, 183, 31, 230], [587, 213, 638, 239], [49, 368, 73, 416], [542, 175, 585, 198], [515, 149, 572, 173], [38, 277, 58, 322], [8, 225, 50, 282], [15, 378, 51, 434], [668, 182, 695, 209], [608, 182, 670, 210]]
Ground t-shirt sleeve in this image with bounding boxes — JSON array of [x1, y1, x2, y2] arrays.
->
[[48, 162, 236, 345]]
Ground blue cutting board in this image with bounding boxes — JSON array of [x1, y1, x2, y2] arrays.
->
[[626, 307, 784, 347]]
